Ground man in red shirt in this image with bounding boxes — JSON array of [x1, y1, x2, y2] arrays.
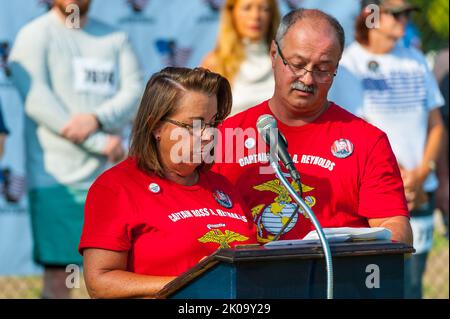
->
[[213, 8, 413, 245]]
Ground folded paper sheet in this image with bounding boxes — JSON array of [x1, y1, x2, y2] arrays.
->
[[264, 227, 392, 247]]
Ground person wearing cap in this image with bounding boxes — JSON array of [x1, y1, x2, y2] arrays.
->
[[79, 67, 256, 299], [330, 0, 445, 298], [212, 9, 412, 247]]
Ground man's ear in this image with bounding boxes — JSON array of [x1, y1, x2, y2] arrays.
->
[[270, 40, 277, 68]]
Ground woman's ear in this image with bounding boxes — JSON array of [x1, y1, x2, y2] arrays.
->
[[153, 126, 162, 142]]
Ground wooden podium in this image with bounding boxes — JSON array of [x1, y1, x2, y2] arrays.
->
[[156, 241, 414, 299]]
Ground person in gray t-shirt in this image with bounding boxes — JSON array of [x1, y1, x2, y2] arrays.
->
[[9, 0, 143, 299]]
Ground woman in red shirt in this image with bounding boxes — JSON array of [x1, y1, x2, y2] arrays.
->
[[79, 67, 257, 298]]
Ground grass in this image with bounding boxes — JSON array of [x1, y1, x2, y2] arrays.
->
[[0, 274, 89, 299], [423, 230, 449, 299]]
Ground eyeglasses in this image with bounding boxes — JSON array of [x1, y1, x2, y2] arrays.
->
[[383, 9, 412, 21], [275, 41, 336, 84], [162, 117, 221, 136]]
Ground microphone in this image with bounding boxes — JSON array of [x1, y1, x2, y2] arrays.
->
[[256, 115, 334, 299], [256, 114, 302, 196]]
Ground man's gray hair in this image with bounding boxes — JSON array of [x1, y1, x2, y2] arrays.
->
[[275, 9, 345, 56]]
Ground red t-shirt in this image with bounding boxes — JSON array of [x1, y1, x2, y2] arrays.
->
[[213, 100, 409, 243], [79, 158, 256, 276]]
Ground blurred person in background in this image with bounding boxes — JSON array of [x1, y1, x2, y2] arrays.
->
[[330, 0, 445, 298], [0, 100, 10, 200], [201, 0, 280, 116], [79, 67, 256, 299], [433, 47, 449, 238], [0, 101, 8, 159], [9, 0, 142, 298]]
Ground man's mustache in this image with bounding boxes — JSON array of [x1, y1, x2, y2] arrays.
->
[[291, 81, 315, 94]]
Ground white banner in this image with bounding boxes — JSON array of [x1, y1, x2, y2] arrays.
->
[[277, 0, 360, 46], [0, 0, 47, 275], [89, 0, 223, 80], [0, 70, 42, 275]]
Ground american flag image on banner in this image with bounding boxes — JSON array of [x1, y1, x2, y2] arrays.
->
[[0, 42, 11, 77], [203, 0, 224, 11], [38, 0, 53, 11], [0, 168, 26, 203], [283, 0, 305, 10], [126, 0, 149, 13], [155, 39, 193, 67]]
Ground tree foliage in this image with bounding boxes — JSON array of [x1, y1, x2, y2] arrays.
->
[[410, 0, 449, 52]]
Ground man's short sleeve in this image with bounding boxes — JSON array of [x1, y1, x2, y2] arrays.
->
[[79, 182, 134, 255], [358, 132, 409, 219]]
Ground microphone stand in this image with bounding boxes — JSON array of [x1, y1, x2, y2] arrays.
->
[[268, 157, 334, 299]]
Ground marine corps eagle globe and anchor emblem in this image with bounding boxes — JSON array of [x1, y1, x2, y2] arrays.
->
[[251, 178, 316, 243]]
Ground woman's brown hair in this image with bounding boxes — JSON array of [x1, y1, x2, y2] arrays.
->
[[354, 6, 372, 45], [129, 67, 232, 177]]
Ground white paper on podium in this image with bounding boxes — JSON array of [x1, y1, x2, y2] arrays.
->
[[264, 227, 392, 247]]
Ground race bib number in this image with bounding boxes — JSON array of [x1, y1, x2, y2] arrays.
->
[[410, 215, 434, 254], [73, 57, 117, 95]]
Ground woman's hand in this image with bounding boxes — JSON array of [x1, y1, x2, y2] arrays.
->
[[83, 248, 176, 299]]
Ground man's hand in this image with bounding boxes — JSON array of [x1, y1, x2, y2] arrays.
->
[[61, 113, 99, 143], [103, 135, 125, 163]]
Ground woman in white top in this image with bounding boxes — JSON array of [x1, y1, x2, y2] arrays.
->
[[201, 0, 280, 116]]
